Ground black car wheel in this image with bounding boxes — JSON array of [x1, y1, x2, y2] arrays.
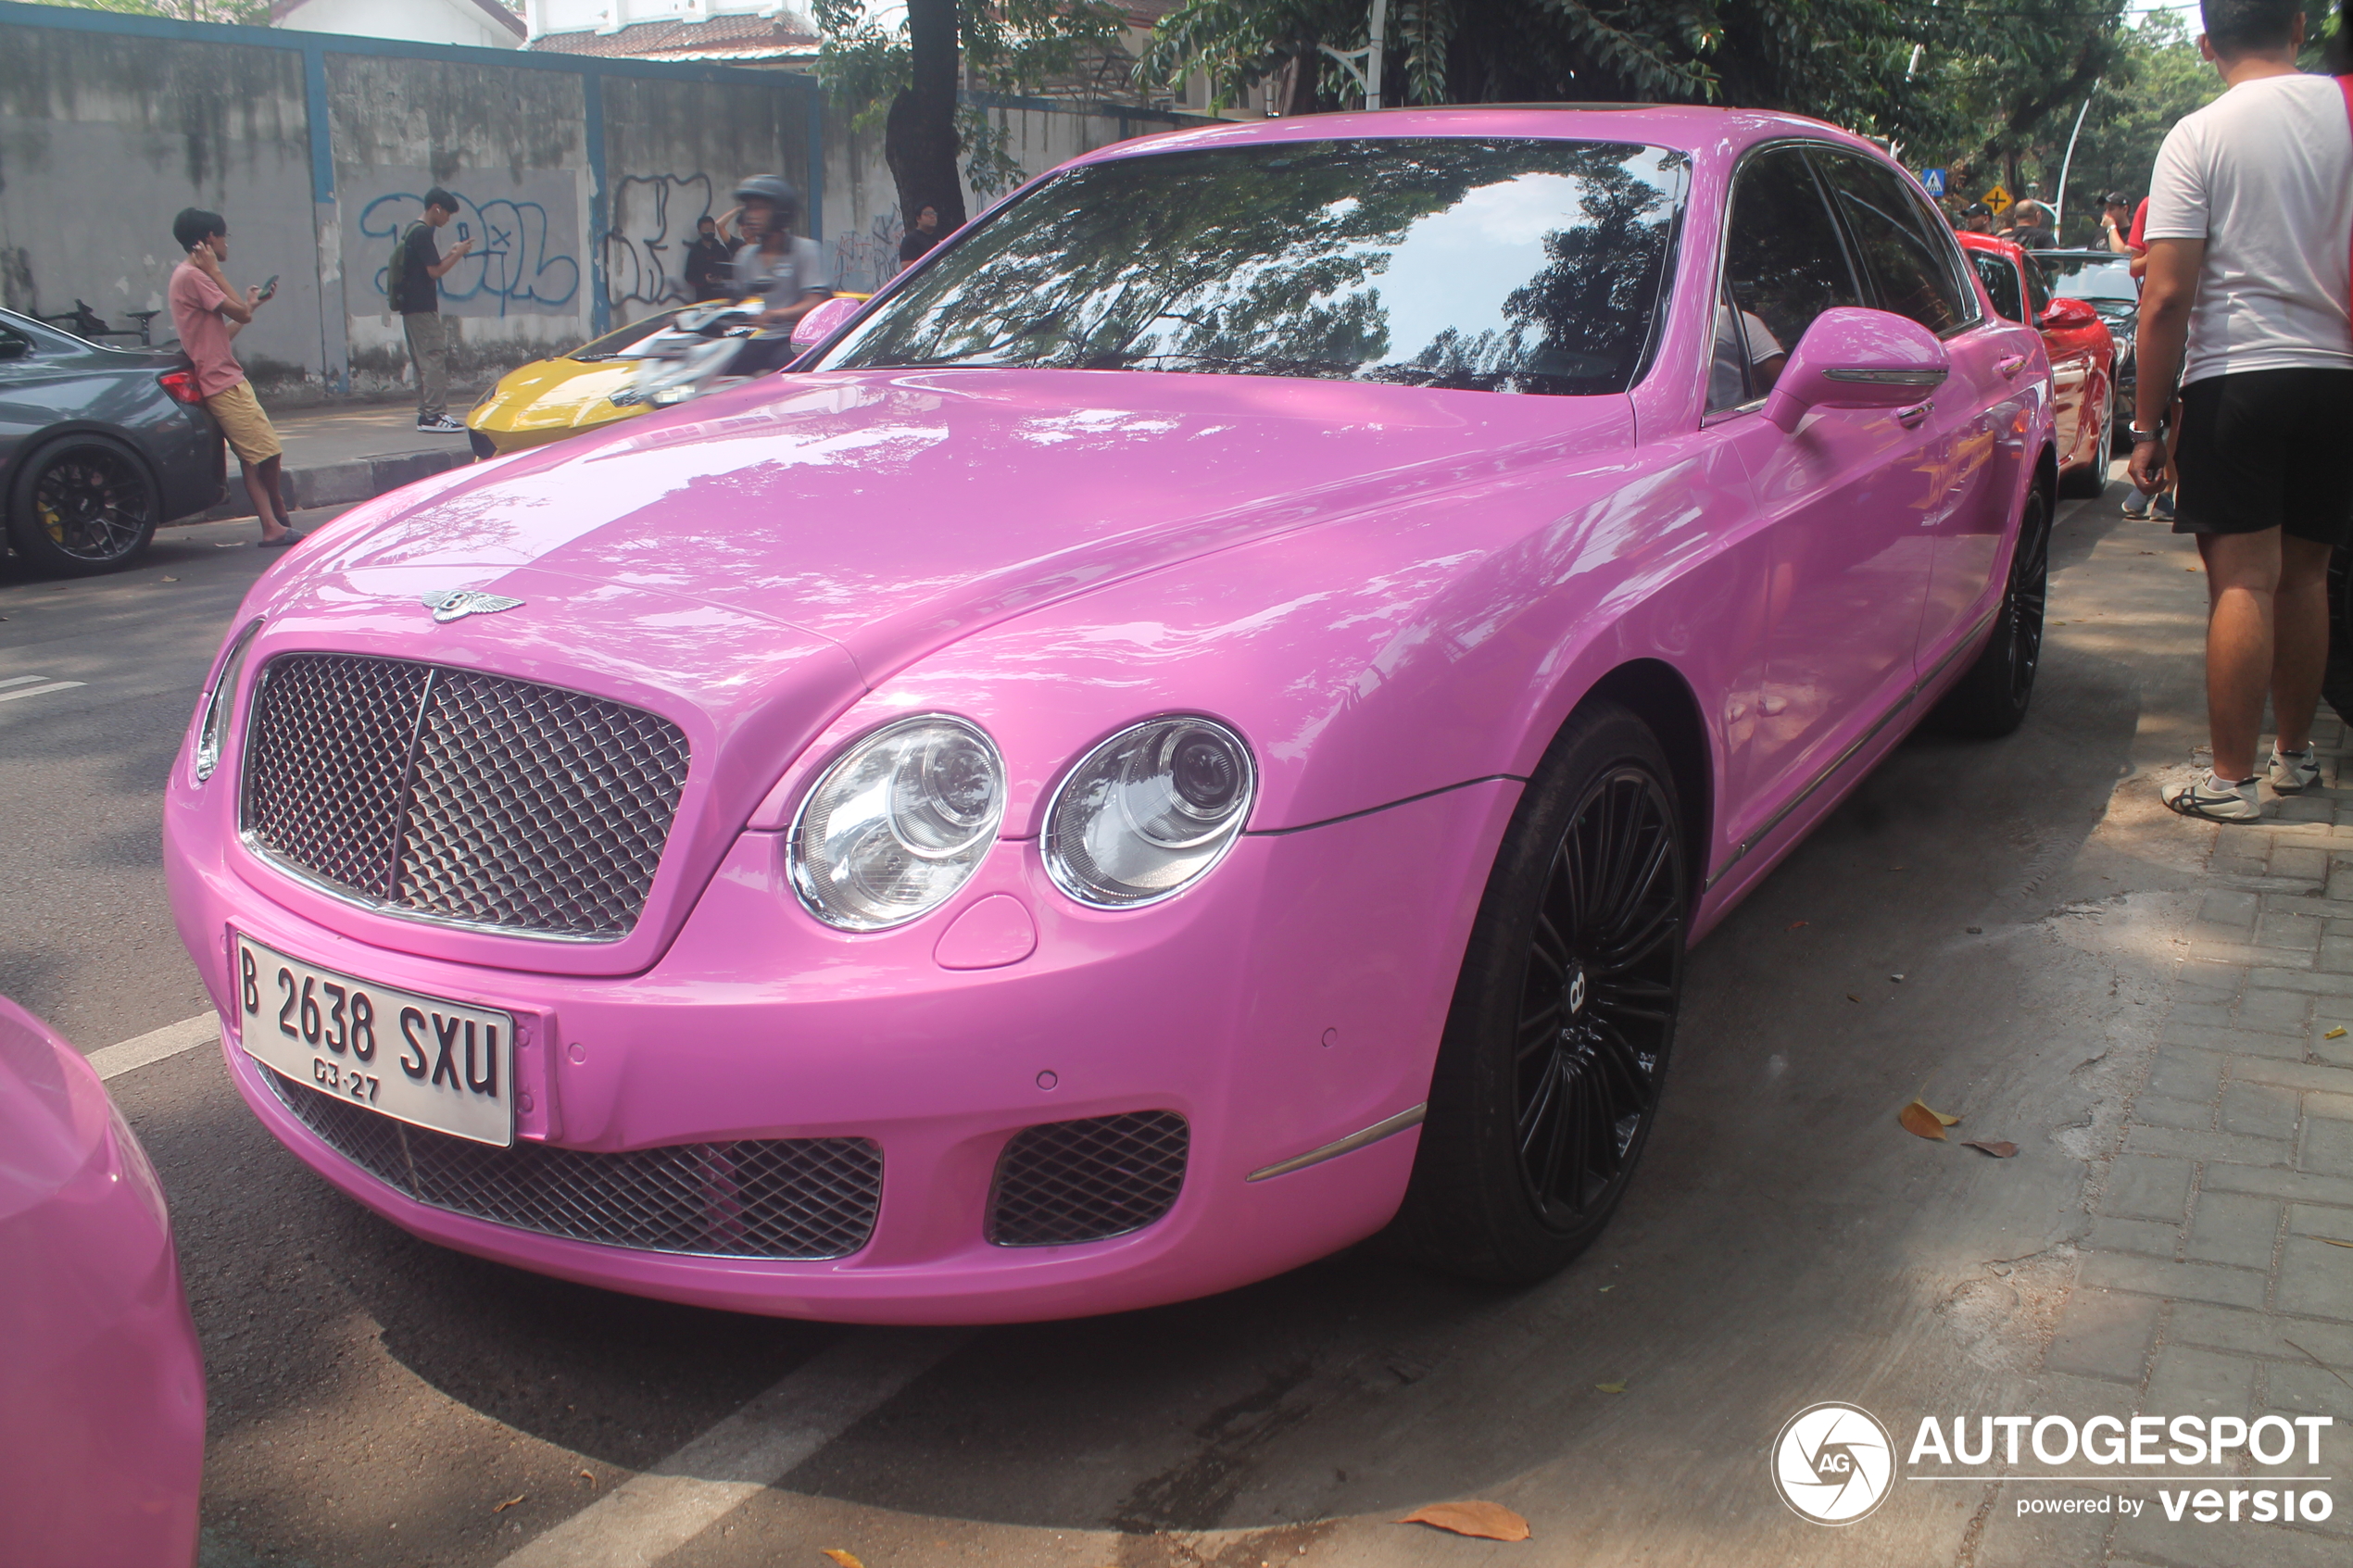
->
[[1388, 700, 1686, 1283], [7, 435, 158, 575], [1935, 484, 2050, 736]]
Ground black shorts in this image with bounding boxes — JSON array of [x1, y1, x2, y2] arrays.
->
[[2173, 367, 2353, 546]]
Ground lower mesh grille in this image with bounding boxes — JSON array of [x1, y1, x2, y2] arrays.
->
[[265, 1068, 881, 1261], [986, 1111, 1189, 1247]]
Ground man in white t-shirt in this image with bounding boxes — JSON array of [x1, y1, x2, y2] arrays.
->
[[2137, 0, 2353, 822]]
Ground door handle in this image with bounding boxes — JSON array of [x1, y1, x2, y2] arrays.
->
[[1896, 399, 1933, 429], [1997, 355, 2028, 379]]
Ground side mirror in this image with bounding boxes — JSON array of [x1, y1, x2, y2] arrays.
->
[[1763, 307, 1950, 433], [2039, 296, 2098, 330], [0, 336, 28, 361], [790, 295, 862, 350]]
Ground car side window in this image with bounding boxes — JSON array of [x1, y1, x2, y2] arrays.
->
[[1712, 145, 1860, 412], [1972, 253, 2024, 323], [1815, 153, 1974, 336], [2022, 256, 2054, 320]]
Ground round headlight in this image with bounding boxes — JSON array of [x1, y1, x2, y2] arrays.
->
[[789, 716, 1005, 931], [192, 618, 262, 784], [1044, 717, 1256, 909]]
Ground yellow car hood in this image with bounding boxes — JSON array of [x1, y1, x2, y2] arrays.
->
[[472, 356, 645, 442]]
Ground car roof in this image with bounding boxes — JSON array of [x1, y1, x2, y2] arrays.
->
[[1956, 232, 2026, 262], [1061, 103, 1882, 170]]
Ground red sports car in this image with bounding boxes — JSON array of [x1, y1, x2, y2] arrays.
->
[[1959, 232, 2115, 496]]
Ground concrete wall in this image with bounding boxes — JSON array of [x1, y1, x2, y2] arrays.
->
[[0, 2, 1205, 396]]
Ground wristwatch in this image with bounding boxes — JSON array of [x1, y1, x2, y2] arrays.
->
[[2128, 422, 2168, 445]]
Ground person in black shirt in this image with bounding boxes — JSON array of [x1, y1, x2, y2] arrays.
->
[[391, 187, 472, 433], [898, 203, 942, 269], [683, 215, 734, 301]]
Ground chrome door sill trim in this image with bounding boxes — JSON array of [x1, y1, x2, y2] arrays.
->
[[1704, 604, 2000, 893], [1245, 1104, 1428, 1183]]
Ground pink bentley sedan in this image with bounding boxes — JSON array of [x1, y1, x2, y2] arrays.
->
[[0, 999, 206, 1566], [164, 107, 2053, 1323]]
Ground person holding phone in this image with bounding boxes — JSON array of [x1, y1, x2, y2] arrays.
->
[[167, 207, 299, 546], [391, 188, 473, 433]]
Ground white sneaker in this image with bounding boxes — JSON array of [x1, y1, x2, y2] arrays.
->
[[2269, 748, 2322, 794], [418, 414, 466, 433], [2121, 489, 2152, 519], [2161, 771, 2261, 822]]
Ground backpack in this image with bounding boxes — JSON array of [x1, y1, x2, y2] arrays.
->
[[385, 220, 424, 313]]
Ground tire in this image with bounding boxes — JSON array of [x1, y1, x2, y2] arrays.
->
[[1933, 483, 2050, 737], [1387, 701, 1687, 1284], [6, 434, 158, 576], [2322, 546, 2353, 730], [2057, 411, 2108, 499]]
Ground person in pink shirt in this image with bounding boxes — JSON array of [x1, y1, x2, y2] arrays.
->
[[168, 208, 298, 546]]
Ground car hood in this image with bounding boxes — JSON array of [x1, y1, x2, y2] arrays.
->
[[294, 367, 1633, 684], [472, 355, 644, 437]]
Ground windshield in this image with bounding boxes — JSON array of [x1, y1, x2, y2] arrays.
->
[[816, 138, 1690, 396], [2032, 253, 2138, 303], [571, 310, 686, 360]]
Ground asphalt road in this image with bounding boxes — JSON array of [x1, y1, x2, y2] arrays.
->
[[0, 483, 2252, 1568]]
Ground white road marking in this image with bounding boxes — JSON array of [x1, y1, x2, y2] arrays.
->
[[92, 1012, 220, 1080], [0, 674, 46, 688], [497, 1329, 968, 1568], [0, 681, 84, 703]]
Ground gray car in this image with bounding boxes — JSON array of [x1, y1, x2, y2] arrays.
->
[[0, 307, 224, 575]]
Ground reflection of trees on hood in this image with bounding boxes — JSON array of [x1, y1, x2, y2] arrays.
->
[[831, 139, 1684, 397]]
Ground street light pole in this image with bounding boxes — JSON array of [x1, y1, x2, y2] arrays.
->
[[2053, 88, 2096, 239]]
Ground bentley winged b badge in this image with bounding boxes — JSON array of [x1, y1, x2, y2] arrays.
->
[[420, 590, 525, 623]]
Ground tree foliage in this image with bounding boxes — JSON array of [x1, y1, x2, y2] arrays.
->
[[814, 0, 1127, 230]]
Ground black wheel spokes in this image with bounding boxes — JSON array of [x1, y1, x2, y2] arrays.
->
[[2009, 507, 2048, 703], [36, 451, 149, 561], [1512, 769, 1684, 1225]]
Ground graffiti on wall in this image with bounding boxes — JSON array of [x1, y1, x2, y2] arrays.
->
[[345, 170, 581, 318], [605, 173, 718, 313], [834, 209, 905, 296]]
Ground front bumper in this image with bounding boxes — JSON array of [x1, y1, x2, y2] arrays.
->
[[167, 781, 1516, 1323]]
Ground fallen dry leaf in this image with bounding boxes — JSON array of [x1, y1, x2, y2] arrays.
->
[[575, 1470, 596, 1486], [1595, 1381, 1627, 1393], [1846, 993, 1862, 1003], [2321, 1238, 2353, 1248], [821, 1551, 867, 1568], [1962, 1140, 2019, 1158], [1399, 1501, 1532, 1543], [1898, 1099, 1955, 1140], [160, 575, 179, 583], [494, 1495, 524, 1513], [2328, 1027, 2347, 1040], [1788, 920, 1809, 930]]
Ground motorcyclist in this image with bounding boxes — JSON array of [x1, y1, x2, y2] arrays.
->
[[722, 176, 833, 352]]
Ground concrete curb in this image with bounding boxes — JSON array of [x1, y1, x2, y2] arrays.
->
[[205, 445, 474, 521]]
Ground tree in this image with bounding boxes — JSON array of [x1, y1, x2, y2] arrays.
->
[[38, 0, 271, 19], [815, 0, 1128, 232]]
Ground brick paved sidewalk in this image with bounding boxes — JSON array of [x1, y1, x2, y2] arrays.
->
[[2012, 711, 2353, 1565]]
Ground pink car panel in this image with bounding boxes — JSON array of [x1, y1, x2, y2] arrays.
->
[[164, 105, 2057, 1322], [0, 999, 205, 1568]]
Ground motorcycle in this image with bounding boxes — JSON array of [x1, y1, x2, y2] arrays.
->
[[609, 295, 864, 412]]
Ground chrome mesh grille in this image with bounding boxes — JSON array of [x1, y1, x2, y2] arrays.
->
[[265, 1068, 882, 1261], [242, 654, 689, 939], [986, 1111, 1189, 1248]]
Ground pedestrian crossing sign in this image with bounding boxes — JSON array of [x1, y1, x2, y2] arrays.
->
[[1921, 168, 1946, 198]]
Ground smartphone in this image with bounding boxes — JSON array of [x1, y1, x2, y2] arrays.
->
[[457, 221, 471, 242], [259, 273, 279, 300]]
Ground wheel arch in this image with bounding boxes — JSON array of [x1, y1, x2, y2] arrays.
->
[[1579, 658, 1714, 908]]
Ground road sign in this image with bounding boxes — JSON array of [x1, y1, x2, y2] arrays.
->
[[1982, 184, 2012, 215], [1921, 168, 1946, 198]]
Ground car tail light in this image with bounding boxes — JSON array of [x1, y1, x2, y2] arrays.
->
[[158, 370, 202, 405]]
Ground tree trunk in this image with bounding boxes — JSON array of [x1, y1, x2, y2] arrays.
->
[[886, 0, 966, 231]]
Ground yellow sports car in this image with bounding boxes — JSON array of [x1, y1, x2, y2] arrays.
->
[[465, 295, 867, 459]]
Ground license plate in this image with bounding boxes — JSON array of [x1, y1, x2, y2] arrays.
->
[[233, 935, 515, 1148]]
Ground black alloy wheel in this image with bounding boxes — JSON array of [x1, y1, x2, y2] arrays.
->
[[1389, 701, 1687, 1283], [6, 435, 158, 575], [1935, 484, 2049, 737]]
